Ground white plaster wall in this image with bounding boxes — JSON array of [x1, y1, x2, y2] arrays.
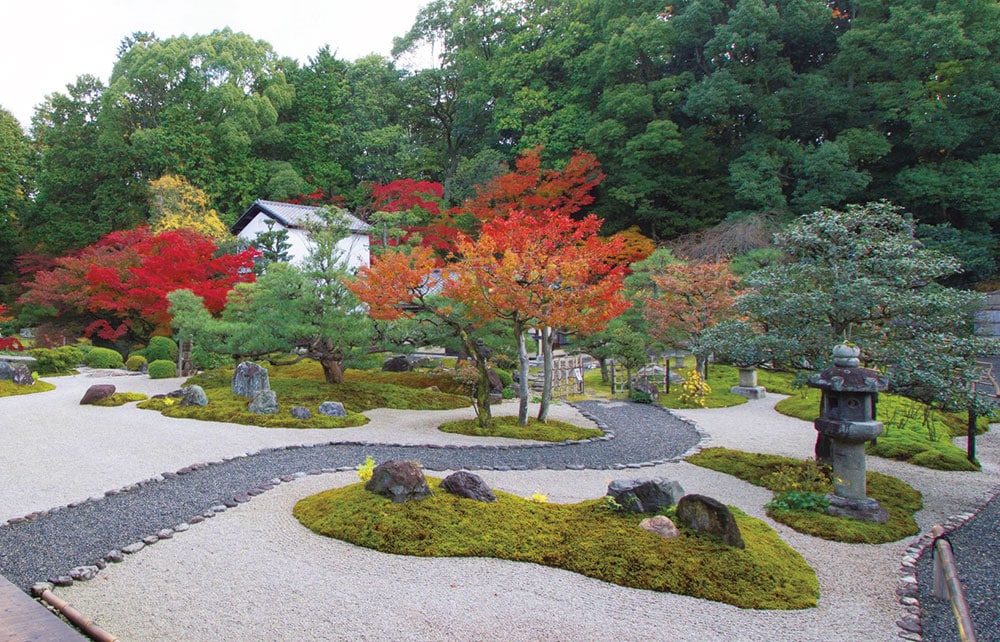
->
[[237, 214, 370, 271]]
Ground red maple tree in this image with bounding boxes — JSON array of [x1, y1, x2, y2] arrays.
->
[[20, 227, 258, 341], [458, 147, 605, 223]]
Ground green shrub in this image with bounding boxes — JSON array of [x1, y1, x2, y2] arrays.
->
[[501, 387, 516, 399], [143, 336, 178, 362], [84, 347, 124, 369], [30, 346, 83, 374], [191, 344, 230, 370], [630, 390, 653, 404], [494, 368, 513, 388], [125, 354, 148, 371], [147, 359, 177, 379]]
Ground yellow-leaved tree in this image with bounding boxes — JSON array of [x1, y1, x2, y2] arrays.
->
[[148, 174, 229, 240]]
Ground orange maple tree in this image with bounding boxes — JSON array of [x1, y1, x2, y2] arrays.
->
[[643, 260, 743, 373], [450, 209, 629, 422]]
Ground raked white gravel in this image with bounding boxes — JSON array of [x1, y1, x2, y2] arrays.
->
[[7, 374, 997, 641]]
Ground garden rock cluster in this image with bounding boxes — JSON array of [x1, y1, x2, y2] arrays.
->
[[606, 477, 685, 513], [80, 384, 116, 405], [0, 362, 34, 386], [441, 471, 497, 503], [365, 460, 432, 503], [231, 362, 270, 398], [676, 494, 745, 549]]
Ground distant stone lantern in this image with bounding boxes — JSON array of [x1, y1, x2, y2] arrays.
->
[[807, 344, 890, 523]]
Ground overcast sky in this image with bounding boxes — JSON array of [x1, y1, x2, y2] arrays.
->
[[2, 0, 432, 129]]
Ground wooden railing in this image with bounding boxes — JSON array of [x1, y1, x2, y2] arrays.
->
[[931, 524, 978, 642]]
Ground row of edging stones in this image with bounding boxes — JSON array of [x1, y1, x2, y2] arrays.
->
[[894, 482, 1000, 642], [17, 402, 714, 594]]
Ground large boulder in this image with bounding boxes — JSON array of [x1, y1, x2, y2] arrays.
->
[[676, 494, 745, 549], [231, 362, 270, 398], [180, 385, 209, 407], [80, 384, 116, 405], [441, 471, 497, 503], [0, 361, 15, 381], [12, 365, 34, 386], [382, 355, 413, 372], [247, 390, 279, 415], [365, 461, 431, 504], [606, 478, 685, 513], [318, 401, 347, 417]]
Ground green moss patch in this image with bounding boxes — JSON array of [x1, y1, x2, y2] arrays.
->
[[687, 448, 922, 543], [438, 415, 604, 441], [139, 363, 470, 428], [775, 390, 981, 471], [294, 477, 819, 610], [91, 392, 148, 406], [0, 379, 56, 397]]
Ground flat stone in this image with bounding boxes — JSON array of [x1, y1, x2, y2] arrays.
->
[[156, 529, 174, 539], [69, 566, 99, 581], [122, 542, 145, 554], [49, 576, 74, 587], [142, 535, 159, 545], [105, 551, 124, 563]]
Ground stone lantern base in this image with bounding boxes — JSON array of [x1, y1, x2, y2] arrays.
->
[[824, 494, 889, 524], [730, 385, 767, 399]]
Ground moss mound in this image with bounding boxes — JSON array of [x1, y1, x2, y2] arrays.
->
[[294, 477, 819, 610], [687, 448, 922, 543], [90, 392, 149, 407], [775, 390, 981, 471], [0, 379, 56, 397], [438, 415, 604, 442], [139, 363, 470, 429]]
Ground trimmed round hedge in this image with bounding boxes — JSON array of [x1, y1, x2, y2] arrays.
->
[[147, 359, 177, 379], [84, 347, 124, 369]]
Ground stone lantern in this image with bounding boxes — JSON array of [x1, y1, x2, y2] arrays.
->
[[807, 344, 889, 523]]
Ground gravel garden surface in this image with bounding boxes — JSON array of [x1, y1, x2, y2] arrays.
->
[[1, 370, 998, 641]]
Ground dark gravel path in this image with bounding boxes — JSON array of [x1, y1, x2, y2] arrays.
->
[[0, 400, 701, 591], [916, 492, 1000, 642]]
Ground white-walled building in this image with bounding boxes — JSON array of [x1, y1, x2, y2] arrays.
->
[[231, 199, 371, 271]]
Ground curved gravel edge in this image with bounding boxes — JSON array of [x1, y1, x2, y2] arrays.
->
[[2, 400, 703, 592]]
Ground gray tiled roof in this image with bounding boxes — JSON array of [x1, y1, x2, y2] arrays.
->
[[231, 199, 370, 235]]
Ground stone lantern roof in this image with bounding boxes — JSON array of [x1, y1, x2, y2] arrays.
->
[[807, 344, 889, 393]]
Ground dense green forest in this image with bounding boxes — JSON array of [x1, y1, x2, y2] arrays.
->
[[2, 0, 999, 289]]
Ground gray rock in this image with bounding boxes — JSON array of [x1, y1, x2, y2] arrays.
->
[[231, 361, 270, 397], [49, 576, 74, 587], [365, 460, 431, 503], [382, 355, 413, 372], [104, 550, 124, 563], [80, 384, 116, 405], [121, 542, 145, 554], [69, 565, 100, 581], [639, 515, 680, 539], [12, 365, 34, 386], [248, 389, 279, 414], [0, 361, 14, 380], [290, 406, 312, 420], [676, 494, 745, 549], [606, 478, 685, 513], [318, 401, 346, 417], [180, 385, 209, 407], [441, 471, 497, 503]]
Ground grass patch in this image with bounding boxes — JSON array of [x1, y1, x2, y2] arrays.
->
[[0, 379, 56, 397], [294, 476, 819, 610], [687, 447, 922, 543], [438, 415, 604, 442], [91, 392, 148, 407], [138, 363, 471, 429], [775, 389, 981, 471]]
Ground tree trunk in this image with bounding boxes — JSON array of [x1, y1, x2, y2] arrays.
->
[[517, 326, 530, 426], [459, 330, 492, 428], [320, 357, 345, 384], [599, 357, 608, 383], [537, 327, 554, 422]]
